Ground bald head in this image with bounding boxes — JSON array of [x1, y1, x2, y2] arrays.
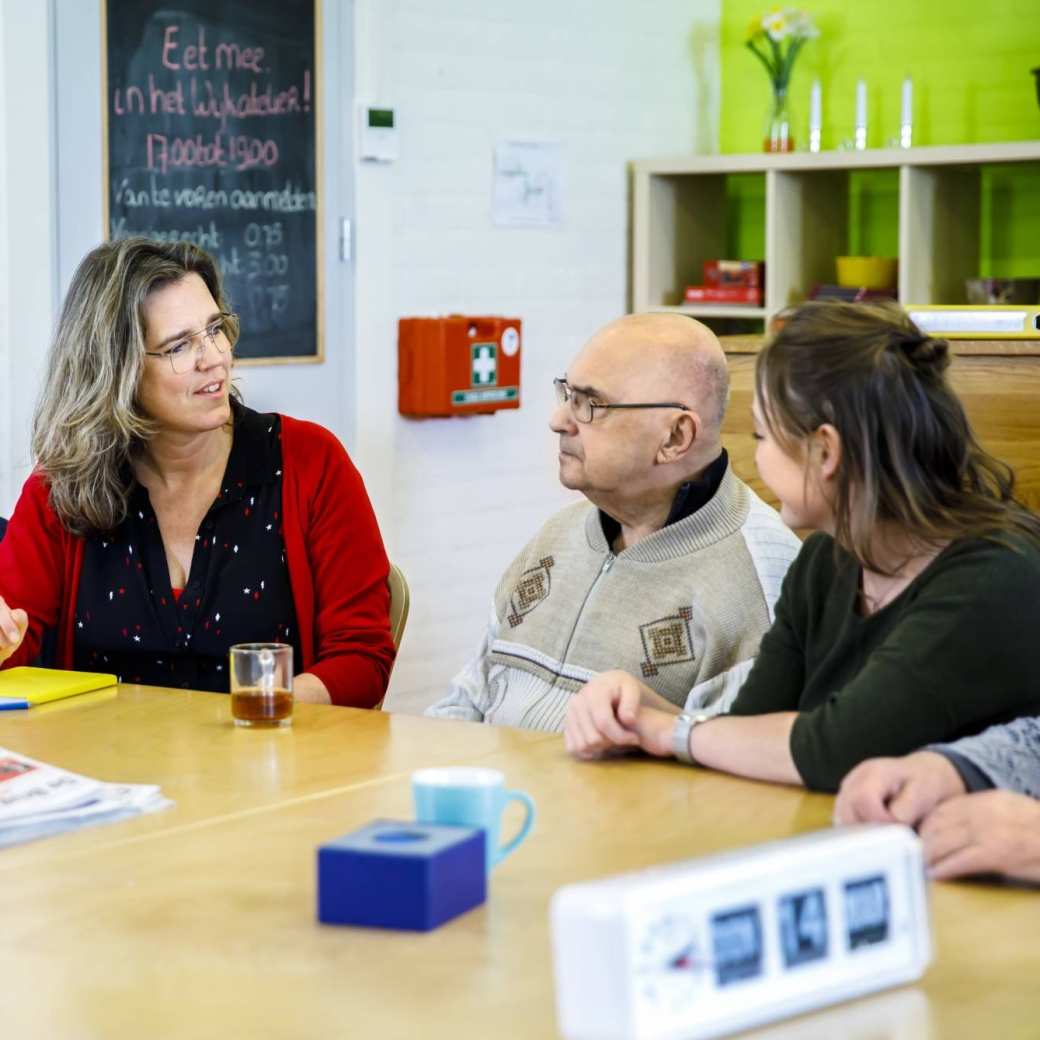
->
[[576, 313, 729, 438], [552, 313, 731, 513]]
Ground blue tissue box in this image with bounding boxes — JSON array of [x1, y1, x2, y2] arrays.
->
[[317, 818, 487, 931]]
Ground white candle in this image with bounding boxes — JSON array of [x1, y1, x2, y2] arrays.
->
[[854, 79, 868, 150], [900, 76, 913, 148], [809, 80, 822, 152]]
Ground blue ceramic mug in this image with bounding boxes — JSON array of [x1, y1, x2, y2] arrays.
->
[[412, 766, 535, 873]]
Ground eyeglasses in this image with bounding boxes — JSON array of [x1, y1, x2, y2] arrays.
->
[[144, 313, 237, 374], [553, 377, 690, 424]]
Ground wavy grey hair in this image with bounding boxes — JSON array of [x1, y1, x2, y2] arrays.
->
[[31, 238, 239, 536]]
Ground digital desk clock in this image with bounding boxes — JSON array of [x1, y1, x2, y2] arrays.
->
[[551, 825, 930, 1040]]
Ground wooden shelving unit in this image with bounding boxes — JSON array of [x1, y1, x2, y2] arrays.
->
[[631, 141, 1040, 328]]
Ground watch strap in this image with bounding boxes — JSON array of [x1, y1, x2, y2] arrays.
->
[[673, 711, 710, 765]]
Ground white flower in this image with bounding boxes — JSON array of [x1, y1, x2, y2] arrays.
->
[[758, 7, 817, 42], [789, 10, 819, 38], [763, 10, 790, 40]]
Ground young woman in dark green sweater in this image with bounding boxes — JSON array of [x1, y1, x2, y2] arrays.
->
[[564, 302, 1040, 792]]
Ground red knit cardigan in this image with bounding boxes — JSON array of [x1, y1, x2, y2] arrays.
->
[[0, 416, 395, 707]]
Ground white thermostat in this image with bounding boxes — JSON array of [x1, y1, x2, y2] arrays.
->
[[359, 105, 398, 162], [551, 825, 930, 1040]]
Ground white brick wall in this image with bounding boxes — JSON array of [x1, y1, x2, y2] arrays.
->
[[0, 5, 9, 517], [354, 0, 722, 714], [0, 0, 55, 518]]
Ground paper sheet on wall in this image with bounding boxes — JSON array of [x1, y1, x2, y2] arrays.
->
[[492, 141, 563, 227]]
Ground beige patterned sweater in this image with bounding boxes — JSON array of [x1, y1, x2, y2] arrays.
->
[[426, 466, 802, 731]]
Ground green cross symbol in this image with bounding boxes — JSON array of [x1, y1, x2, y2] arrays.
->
[[471, 343, 497, 386]]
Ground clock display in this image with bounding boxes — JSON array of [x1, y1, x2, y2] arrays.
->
[[710, 905, 762, 987], [779, 887, 828, 968], [552, 826, 930, 1040], [844, 874, 890, 950]]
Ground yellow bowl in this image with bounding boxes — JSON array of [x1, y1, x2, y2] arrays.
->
[[835, 256, 898, 291]]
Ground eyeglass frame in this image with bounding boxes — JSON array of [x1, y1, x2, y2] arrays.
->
[[553, 377, 691, 424], [143, 312, 237, 373]]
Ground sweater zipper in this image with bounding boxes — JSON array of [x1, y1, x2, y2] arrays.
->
[[556, 552, 615, 671]]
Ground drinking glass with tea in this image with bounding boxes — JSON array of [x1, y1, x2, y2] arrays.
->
[[229, 643, 293, 728]]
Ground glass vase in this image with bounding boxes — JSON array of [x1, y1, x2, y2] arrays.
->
[[763, 84, 795, 153]]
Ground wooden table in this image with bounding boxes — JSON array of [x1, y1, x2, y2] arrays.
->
[[0, 687, 1037, 1039]]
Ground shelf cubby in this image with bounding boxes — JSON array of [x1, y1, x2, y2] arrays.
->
[[633, 142, 1040, 323]]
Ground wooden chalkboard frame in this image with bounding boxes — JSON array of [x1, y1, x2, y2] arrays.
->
[[100, 0, 324, 367]]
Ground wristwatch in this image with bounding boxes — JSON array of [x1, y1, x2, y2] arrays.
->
[[672, 711, 710, 765]]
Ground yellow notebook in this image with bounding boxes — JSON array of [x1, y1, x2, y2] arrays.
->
[[0, 667, 118, 708]]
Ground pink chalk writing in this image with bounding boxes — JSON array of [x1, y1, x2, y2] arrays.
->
[[149, 74, 185, 115], [215, 41, 264, 72], [107, 6, 318, 353], [112, 70, 311, 130], [147, 132, 226, 174], [162, 25, 210, 70], [113, 85, 145, 116], [228, 135, 279, 171], [190, 77, 309, 122], [145, 131, 279, 174]]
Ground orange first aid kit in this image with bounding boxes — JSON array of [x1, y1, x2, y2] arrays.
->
[[398, 315, 522, 417]]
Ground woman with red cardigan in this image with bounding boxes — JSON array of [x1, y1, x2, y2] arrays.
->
[[0, 238, 394, 707]]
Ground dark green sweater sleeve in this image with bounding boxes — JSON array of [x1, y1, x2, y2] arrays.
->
[[791, 538, 1040, 792]]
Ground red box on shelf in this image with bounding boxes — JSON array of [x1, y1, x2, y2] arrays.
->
[[703, 260, 765, 289], [684, 285, 763, 305]]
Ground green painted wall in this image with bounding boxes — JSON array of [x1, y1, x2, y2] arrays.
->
[[719, 0, 1040, 278], [721, 0, 1039, 152]]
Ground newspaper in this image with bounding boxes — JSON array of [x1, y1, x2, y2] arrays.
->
[[0, 747, 172, 849]]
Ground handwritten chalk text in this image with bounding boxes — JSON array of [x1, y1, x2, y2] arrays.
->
[[145, 131, 278, 174], [110, 217, 222, 250], [112, 177, 316, 213]]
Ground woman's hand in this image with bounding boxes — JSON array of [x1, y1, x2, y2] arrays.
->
[[0, 596, 28, 666], [834, 751, 966, 827], [921, 789, 1040, 883], [564, 670, 644, 759], [564, 670, 677, 759]]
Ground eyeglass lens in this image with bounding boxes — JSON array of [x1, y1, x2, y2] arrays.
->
[[169, 320, 229, 373], [554, 379, 593, 423]]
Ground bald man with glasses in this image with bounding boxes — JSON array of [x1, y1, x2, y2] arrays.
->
[[426, 313, 801, 731]]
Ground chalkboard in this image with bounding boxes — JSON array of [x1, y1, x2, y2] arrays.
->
[[103, 0, 321, 364]]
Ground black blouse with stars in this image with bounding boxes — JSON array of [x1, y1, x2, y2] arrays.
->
[[73, 403, 301, 692]]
